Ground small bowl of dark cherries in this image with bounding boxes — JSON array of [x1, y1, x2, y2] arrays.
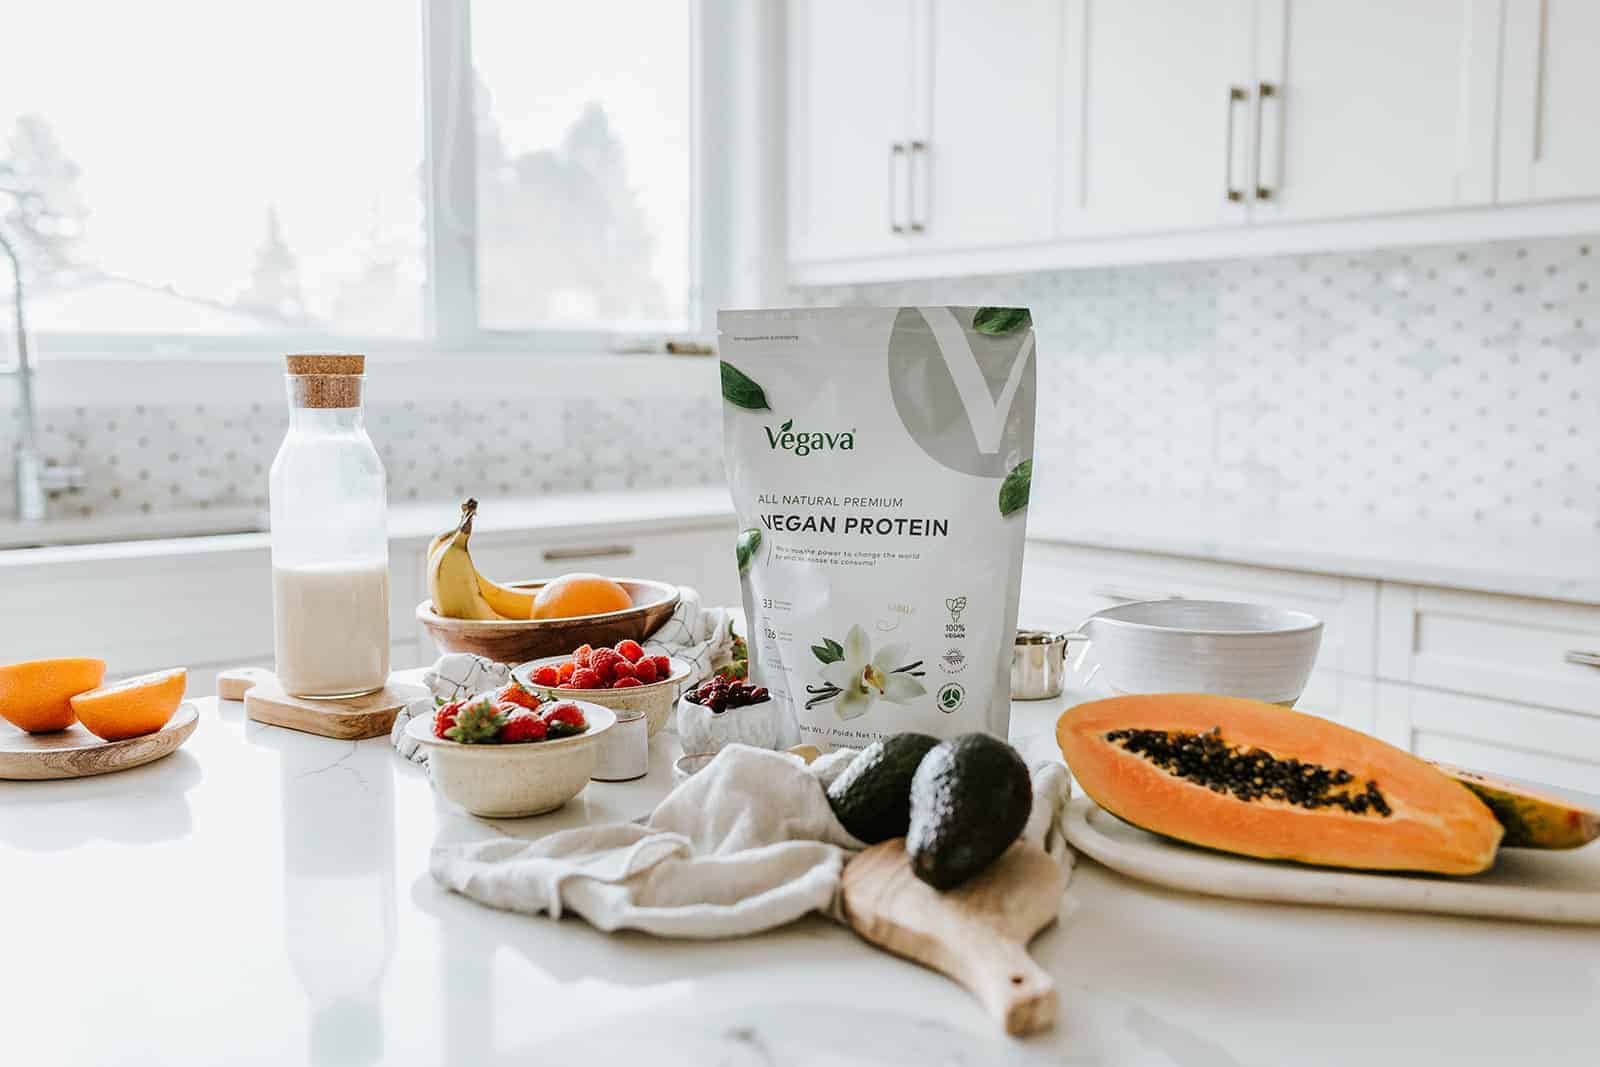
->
[[677, 676, 779, 754]]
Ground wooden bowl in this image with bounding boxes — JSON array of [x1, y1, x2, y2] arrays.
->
[[416, 578, 680, 665]]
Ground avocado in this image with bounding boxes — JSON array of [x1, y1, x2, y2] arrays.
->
[[906, 733, 1032, 890], [825, 733, 942, 843]]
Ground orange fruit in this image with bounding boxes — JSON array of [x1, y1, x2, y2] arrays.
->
[[0, 657, 106, 733], [70, 668, 187, 742], [530, 573, 634, 620]]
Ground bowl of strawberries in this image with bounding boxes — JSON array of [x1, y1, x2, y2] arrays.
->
[[513, 639, 691, 739], [405, 679, 615, 817]]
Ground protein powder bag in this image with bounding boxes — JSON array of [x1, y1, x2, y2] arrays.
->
[[719, 306, 1036, 750]]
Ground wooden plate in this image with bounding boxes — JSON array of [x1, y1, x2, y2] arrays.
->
[[1065, 797, 1600, 925], [0, 702, 200, 781]]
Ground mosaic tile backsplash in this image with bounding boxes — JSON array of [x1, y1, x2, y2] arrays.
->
[[4, 234, 1597, 540], [798, 234, 1600, 537]]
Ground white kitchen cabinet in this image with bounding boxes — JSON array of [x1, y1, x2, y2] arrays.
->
[[1251, 0, 1499, 221], [786, 0, 919, 262], [1375, 682, 1600, 794], [1075, 0, 1254, 234], [1498, 0, 1600, 202]]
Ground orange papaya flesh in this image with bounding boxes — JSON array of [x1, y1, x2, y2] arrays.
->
[[1430, 762, 1600, 850], [1058, 694, 1503, 876]]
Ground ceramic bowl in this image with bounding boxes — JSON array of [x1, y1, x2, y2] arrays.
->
[[676, 691, 781, 754], [672, 752, 719, 786], [1074, 600, 1323, 706], [416, 578, 679, 663], [404, 702, 616, 818], [513, 655, 692, 738]]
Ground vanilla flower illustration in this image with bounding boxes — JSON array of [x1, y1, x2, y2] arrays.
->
[[814, 624, 927, 720]]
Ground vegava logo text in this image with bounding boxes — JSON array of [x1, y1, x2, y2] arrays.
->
[[763, 419, 855, 457]]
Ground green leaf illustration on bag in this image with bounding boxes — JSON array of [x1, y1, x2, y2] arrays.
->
[[736, 528, 762, 574], [720, 361, 770, 410], [973, 307, 1031, 336], [999, 459, 1032, 516]]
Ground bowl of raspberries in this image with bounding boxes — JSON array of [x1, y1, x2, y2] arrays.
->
[[514, 639, 690, 738], [404, 679, 615, 818], [677, 676, 778, 756]]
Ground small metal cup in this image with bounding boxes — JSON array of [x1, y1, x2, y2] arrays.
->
[[1012, 629, 1070, 700]]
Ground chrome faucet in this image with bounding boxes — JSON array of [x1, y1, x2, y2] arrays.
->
[[1, 226, 84, 522]]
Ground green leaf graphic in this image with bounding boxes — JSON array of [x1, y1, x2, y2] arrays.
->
[[735, 528, 762, 574], [780, 419, 793, 432], [812, 638, 846, 664], [720, 361, 770, 410], [973, 307, 1031, 336], [999, 459, 1032, 516]]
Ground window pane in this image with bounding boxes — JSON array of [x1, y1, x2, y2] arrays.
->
[[0, 1, 423, 339], [471, 0, 692, 331]]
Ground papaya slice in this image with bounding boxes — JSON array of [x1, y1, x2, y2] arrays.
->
[[1430, 762, 1600, 850], [1058, 694, 1503, 876]]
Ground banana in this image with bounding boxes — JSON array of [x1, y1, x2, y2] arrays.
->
[[427, 501, 501, 620], [476, 570, 537, 620]]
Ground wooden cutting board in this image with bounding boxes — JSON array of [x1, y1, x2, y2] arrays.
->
[[0, 702, 199, 780], [840, 838, 1068, 1036], [1065, 797, 1600, 925], [233, 671, 424, 740]]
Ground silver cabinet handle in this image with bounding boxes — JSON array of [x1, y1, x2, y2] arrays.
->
[[1253, 81, 1278, 201], [1090, 584, 1182, 604], [888, 142, 907, 234], [908, 139, 928, 232], [1224, 86, 1247, 202], [1567, 650, 1600, 669], [542, 544, 634, 563]]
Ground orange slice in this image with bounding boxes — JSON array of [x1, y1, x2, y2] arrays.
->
[[0, 657, 106, 734], [70, 668, 188, 742]]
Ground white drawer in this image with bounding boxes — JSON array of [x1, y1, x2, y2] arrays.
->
[[1022, 542, 1379, 677], [1377, 585, 1600, 717], [1375, 682, 1600, 795]]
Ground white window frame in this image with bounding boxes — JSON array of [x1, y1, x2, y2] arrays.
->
[[17, 0, 731, 362]]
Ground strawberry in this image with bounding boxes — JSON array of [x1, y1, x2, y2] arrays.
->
[[615, 639, 644, 663], [530, 664, 561, 687], [572, 644, 594, 668], [610, 676, 643, 689], [544, 702, 589, 736], [497, 680, 541, 711], [500, 712, 548, 743], [557, 661, 577, 683], [632, 658, 658, 684], [443, 698, 507, 744], [611, 659, 638, 683], [433, 698, 466, 739], [568, 667, 603, 690], [588, 648, 623, 684], [651, 655, 672, 678]]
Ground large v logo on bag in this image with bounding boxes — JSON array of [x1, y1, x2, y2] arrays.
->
[[918, 306, 1034, 456]]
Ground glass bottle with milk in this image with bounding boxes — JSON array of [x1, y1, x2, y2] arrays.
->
[[269, 354, 389, 698]]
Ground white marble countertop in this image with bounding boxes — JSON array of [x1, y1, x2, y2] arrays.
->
[[3, 681, 1596, 1066]]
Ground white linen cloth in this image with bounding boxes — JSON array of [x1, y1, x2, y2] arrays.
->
[[391, 586, 732, 763], [429, 744, 1074, 939]]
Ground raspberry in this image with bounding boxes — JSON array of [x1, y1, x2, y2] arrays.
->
[[611, 676, 643, 688], [611, 659, 638, 683], [433, 699, 466, 739], [632, 658, 658, 684], [557, 661, 577, 683], [651, 655, 672, 678], [497, 681, 541, 711], [544, 701, 590, 737], [615, 639, 644, 663], [572, 644, 594, 668], [568, 667, 602, 690], [530, 665, 561, 687], [588, 648, 623, 684], [500, 712, 548, 743]]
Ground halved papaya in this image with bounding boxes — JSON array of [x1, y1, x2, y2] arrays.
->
[[1058, 694, 1503, 875], [1430, 762, 1600, 850]]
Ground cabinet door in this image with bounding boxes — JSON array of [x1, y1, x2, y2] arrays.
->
[[787, 0, 917, 262], [1499, 0, 1600, 201], [915, 0, 1064, 248], [1252, 0, 1499, 220], [1077, 0, 1254, 234]]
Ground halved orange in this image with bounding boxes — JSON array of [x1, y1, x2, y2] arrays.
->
[[0, 657, 106, 733], [70, 668, 188, 742]]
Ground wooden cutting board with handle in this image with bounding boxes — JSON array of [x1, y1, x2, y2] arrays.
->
[[840, 838, 1067, 1036]]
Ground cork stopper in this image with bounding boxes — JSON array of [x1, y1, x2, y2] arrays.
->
[[285, 353, 365, 409]]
